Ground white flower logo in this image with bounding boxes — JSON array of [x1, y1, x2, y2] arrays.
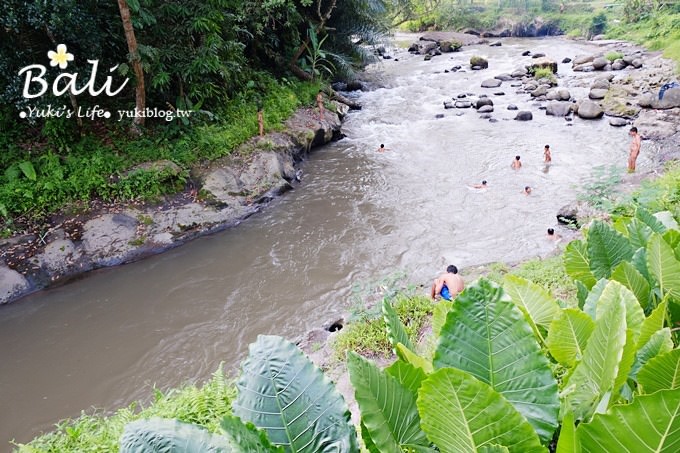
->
[[47, 44, 74, 69]]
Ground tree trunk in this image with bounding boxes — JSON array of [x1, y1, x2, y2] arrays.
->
[[117, 0, 145, 130]]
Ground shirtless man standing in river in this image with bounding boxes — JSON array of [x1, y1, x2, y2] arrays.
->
[[628, 127, 641, 172], [431, 265, 465, 301]]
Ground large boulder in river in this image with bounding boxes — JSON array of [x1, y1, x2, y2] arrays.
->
[[577, 100, 604, 119], [440, 40, 463, 52], [455, 100, 472, 108], [514, 111, 533, 121], [634, 108, 680, 139], [0, 266, 30, 305], [531, 85, 548, 97], [612, 59, 627, 70], [478, 105, 494, 113], [481, 78, 502, 88], [591, 78, 610, 90], [572, 55, 595, 66], [470, 55, 488, 69], [476, 97, 494, 109], [557, 201, 598, 227], [526, 57, 557, 74], [638, 88, 680, 109], [609, 117, 629, 127], [592, 57, 608, 70], [546, 102, 572, 117], [589, 89, 608, 100]]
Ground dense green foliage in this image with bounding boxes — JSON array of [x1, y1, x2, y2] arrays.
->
[[0, 0, 390, 229]]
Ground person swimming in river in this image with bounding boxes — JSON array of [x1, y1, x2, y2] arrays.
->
[[523, 185, 532, 195], [547, 227, 562, 241], [431, 265, 465, 301], [544, 145, 552, 163], [511, 155, 522, 169], [471, 180, 488, 189], [377, 144, 390, 152]]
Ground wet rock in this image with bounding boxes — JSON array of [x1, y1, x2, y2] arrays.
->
[[201, 167, 243, 204], [424, 54, 432, 61], [546, 102, 572, 117], [440, 40, 462, 53], [623, 54, 637, 65], [507, 104, 519, 110], [455, 100, 472, 108], [382, 55, 392, 60], [634, 109, 680, 139], [562, 57, 572, 64], [457, 93, 467, 98], [478, 105, 494, 113], [451, 65, 462, 71], [481, 78, 502, 88], [470, 56, 488, 69], [632, 58, 643, 68], [573, 63, 595, 72], [514, 111, 533, 121], [435, 113, 445, 119], [479, 113, 493, 119], [531, 86, 548, 97], [522, 50, 531, 56], [346, 80, 363, 91], [592, 57, 608, 70], [589, 89, 608, 100], [557, 201, 598, 227], [494, 73, 513, 81], [609, 117, 629, 127], [489, 41, 502, 47], [639, 88, 680, 109], [557, 88, 571, 101], [511, 68, 528, 78], [475, 97, 494, 109], [524, 81, 538, 91], [546, 90, 561, 101], [37, 239, 82, 275], [577, 100, 604, 119], [572, 55, 595, 66], [494, 91, 505, 96], [527, 57, 557, 74], [0, 266, 29, 305], [591, 78, 610, 90], [532, 52, 546, 58], [489, 118, 498, 123], [81, 213, 139, 266], [612, 59, 626, 70], [444, 101, 455, 109]]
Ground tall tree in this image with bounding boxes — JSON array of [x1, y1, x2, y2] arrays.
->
[[117, 0, 145, 129]]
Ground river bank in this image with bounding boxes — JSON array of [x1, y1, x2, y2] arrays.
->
[[0, 103, 352, 305], [6, 34, 680, 450]]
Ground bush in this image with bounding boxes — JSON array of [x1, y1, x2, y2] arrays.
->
[[533, 67, 556, 83], [605, 51, 624, 62]]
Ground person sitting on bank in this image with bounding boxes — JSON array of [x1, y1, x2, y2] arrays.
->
[[511, 155, 522, 169], [431, 265, 465, 301]]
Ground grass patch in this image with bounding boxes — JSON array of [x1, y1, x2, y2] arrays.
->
[[533, 67, 556, 83], [605, 51, 624, 62], [14, 368, 236, 452], [511, 255, 577, 307], [332, 294, 434, 360]]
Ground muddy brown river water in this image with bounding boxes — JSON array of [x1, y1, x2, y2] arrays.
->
[[0, 36, 652, 448]]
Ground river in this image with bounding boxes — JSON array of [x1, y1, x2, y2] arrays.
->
[[0, 36, 648, 448]]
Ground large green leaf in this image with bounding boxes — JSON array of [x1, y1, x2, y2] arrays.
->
[[577, 389, 680, 452], [594, 281, 645, 343], [638, 349, 680, 394], [654, 211, 680, 230], [582, 278, 609, 320], [576, 280, 589, 309], [587, 220, 635, 280], [546, 308, 595, 367], [663, 229, 680, 254], [562, 293, 627, 422], [613, 329, 637, 398], [611, 261, 651, 310], [432, 300, 453, 339], [120, 418, 230, 453], [434, 279, 559, 443], [396, 343, 433, 373], [386, 359, 427, 397], [417, 368, 546, 453], [647, 233, 680, 300], [632, 247, 653, 286], [636, 206, 667, 233], [555, 412, 580, 453], [564, 240, 597, 289], [233, 335, 357, 452], [347, 352, 430, 452], [479, 445, 510, 452], [626, 218, 654, 250], [382, 298, 414, 353], [632, 328, 675, 380], [220, 416, 285, 452], [503, 275, 560, 344], [638, 300, 668, 348]]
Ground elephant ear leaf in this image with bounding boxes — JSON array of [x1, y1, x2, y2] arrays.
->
[[647, 233, 680, 300], [220, 416, 284, 452], [587, 220, 634, 280], [347, 352, 430, 452], [577, 389, 680, 452], [120, 418, 229, 453], [638, 349, 680, 394], [233, 335, 357, 452], [383, 298, 414, 353], [546, 308, 595, 367], [564, 240, 597, 289], [417, 368, 545, 453], [434, 279, 558, 444]]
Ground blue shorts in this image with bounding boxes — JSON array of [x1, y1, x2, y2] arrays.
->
[[441, 284, 452, 301]]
